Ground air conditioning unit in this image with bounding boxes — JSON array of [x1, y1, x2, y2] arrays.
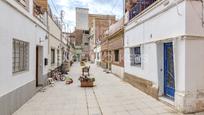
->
[[134, 55, 141, 64], [18, 0, 26, 7]]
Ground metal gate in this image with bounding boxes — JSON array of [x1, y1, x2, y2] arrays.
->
[[164, 42, 175, 99]]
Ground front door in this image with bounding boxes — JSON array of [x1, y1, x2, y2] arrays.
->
[[164, 42, 175, 99], [36, 46, 43, 87]]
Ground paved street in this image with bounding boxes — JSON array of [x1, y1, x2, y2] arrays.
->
[[13, 63, 192, 115]]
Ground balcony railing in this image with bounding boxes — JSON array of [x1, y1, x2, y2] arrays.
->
[[33, 0, 47, 25], [129, 0, 156, 21]]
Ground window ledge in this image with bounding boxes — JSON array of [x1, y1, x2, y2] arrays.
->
[[131, 65, 141, 67]]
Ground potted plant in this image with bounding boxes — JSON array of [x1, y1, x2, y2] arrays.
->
[[78, 75, 95, 87]]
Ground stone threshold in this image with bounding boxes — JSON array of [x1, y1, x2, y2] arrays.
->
[[159, 96, 175, 108]]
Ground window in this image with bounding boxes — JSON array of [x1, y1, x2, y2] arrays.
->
[[57, 50, 60, 66], [83, 30, 89, 34], [130, 46, 141, 66], [84, 43, 89, 46], [13, 39, 29, 73], [114, 50, 119, 62], [51, 49, 55, 64]]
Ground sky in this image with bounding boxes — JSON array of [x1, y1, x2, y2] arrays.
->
[[48, 0, 124, 32]]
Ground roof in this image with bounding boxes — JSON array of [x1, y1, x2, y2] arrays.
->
[[104, 18, 124, 36]]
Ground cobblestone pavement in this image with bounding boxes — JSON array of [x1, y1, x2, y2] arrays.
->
[[13, 63, 203, 115]]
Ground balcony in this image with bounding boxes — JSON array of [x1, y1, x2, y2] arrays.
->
[[33, 0, 48, 24], [129, 0, 156, 21]]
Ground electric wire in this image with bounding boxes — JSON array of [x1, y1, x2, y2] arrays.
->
[[50, 0, 60, 16]]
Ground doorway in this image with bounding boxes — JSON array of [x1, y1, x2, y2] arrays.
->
[[164, 42, 175, 99], [36, 46, 43, 87]]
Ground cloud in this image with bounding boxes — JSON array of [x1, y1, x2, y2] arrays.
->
[[48, 0, 123, 32]]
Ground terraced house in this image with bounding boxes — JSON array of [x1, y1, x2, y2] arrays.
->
[[0, 0, 49, 114], [124, 0, 204, 113], [88, 14, 116, 65], [48, 8, 65, 70], [101, 18, 124, 78]]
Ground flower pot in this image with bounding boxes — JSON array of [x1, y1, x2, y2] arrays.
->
[[80, 81, 94, 87]]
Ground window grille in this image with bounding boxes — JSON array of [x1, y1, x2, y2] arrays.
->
[[13, 39, 29, 73], [130, 46, 141, 66]]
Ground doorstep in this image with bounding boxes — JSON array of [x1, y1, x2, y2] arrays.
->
[[159, 96, 175, 108], [35, 86, 44, 92]]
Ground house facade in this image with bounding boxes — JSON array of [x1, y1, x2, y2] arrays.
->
[[124, 0, 204, 113], [0, 0, 49, 114], [106, 18, 124, 78], [88, 14, 116, 65], [48, 14, 64, 70], [73, 29, 83, 61], [68, 32, 77, 61]]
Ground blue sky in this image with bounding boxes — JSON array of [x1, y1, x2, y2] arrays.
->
[[48, 0, 124, 32]]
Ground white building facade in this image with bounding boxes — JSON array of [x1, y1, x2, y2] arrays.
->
[[0, 0, 49, 115], [48, 15, 64, 70], [124, 0, 204, 113]]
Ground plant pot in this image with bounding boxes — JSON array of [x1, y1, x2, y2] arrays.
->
[[80, 81, 94, 87]]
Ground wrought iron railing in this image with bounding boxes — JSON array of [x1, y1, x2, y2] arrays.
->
[[129, 0, 157, 21]]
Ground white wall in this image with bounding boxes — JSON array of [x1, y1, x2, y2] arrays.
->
[[48, 16, 63, 70], [0, 1, 48, 97], [35, 26, 49, 76], [174, 39, 186, 92], [186, 1, 204, 36], [112, 65, 124, 78], [124, 43, 159, 85], [185, 39, 204, 92], [48, 17, 61, 40]]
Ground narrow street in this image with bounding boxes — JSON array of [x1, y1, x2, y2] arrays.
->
[[2, 0, 204, 115], [13, 63, 182, 115]]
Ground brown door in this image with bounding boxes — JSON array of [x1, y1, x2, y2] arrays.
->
[[36, 46, 43, 87], [36, 46, 39, 87]]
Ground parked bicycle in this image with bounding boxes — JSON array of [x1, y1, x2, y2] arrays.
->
[[48, 66, 65, 81]]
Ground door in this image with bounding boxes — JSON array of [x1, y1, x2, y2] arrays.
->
[[164, 42, 175, 99], [36, 47, 39, 86], [36, 46, 43, 87]]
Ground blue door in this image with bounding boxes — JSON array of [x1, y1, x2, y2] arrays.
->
[[164, 42, 175, 99]]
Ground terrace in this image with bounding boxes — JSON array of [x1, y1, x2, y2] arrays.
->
[[127, 0, 157, 21], [33, 0, 48, 24]]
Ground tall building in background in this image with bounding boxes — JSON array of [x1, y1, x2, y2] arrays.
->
[[74, 8, 116, 62], [76, 8, 89, 30], [74, 8, 89, 61]]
